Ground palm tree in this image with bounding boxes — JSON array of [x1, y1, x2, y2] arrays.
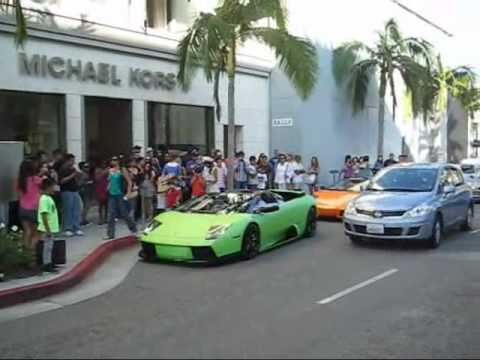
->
[[418, 55, 477, 120], [0, 0, 27, 45], [333, 18, 433, 157], [177, 0, 318, 189]]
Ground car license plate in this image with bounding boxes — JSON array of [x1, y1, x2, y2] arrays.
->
[[366, 224, 384, 234]]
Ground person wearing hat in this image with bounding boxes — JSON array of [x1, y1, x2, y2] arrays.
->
[[131, 145, 142, 159]]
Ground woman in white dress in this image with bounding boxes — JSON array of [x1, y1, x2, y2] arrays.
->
[[203, 157, 219, 193], [291, 155, 306, 191]]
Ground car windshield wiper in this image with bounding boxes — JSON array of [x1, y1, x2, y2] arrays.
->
[[383, 188, 430, 192]]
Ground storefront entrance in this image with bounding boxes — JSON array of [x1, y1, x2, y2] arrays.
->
[[85, 97, 132, 164], [148, 102, 214, 155]]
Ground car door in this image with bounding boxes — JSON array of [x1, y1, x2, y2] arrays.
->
[[438, 167, 457, 227], [451, 167, 472, 223], [252, 203, 285, 249]]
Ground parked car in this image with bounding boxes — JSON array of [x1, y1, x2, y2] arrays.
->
[[314, 178, 368, 220], [460, 158, 480, 202], [139, 190, 316, 263], [344, 163, 474, 248]]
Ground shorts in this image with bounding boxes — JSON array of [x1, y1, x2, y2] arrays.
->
[[19, 207, 37, 223]]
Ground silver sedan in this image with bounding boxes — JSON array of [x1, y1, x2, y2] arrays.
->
[[343, 163, 474, 248]]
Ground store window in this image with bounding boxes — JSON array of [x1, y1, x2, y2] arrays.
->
[[148, 103, 214, 154], [146, 0, 171, 29], [0, 90, 65, 156], [85, 97, 132, 164]]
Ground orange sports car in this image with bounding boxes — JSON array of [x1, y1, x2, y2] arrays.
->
[[314, 178, 368, 220]]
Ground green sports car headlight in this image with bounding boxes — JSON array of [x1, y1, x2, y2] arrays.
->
[[144, 220, 162, 235], [206, 224, 231, 240]]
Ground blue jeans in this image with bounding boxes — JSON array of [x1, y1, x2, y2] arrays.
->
[[61, 191, 81, 232], [107, 195, 137, 239], [235, 181, 248, 190]]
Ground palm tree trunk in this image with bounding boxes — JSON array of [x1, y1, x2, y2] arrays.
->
[[226, 45, 236, 191], [377, 72, 387, 157]]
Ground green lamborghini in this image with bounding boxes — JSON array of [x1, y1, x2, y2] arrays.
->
[[139, 190, 317, 263]]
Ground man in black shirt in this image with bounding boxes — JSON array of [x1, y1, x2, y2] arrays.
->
[[59, 154, 83, 237], [383, 153, 398, 167]]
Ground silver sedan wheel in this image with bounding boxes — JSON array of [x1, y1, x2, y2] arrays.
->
[[433, 220, 442, 247]]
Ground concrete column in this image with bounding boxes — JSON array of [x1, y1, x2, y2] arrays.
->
[[132, 99, 147, 152], [66, 94, 85, 161]]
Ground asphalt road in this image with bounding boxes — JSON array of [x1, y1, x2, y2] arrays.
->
[[1, 215, 480, 359]]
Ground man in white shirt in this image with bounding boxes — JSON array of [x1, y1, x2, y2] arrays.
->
[[274, 154, 288, 190]]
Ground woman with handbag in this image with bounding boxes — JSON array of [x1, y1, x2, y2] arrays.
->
[[306, 156, 320, 194], [126, 158, 140, 220]]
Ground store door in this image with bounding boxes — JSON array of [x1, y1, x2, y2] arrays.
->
[[85, 97, 132, 164]]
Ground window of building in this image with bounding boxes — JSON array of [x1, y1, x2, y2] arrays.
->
[[85, 97, 132, 164], [146, 0, 171, 29], [0, 90, 65, 156], [148, 103, 214, 154]]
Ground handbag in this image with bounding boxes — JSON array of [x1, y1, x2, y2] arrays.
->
[[125, 190, 138, 200], [305, 174, 317, 185], [36, 239, 66, 265]]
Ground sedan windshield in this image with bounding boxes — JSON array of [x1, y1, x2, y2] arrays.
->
[[461, 165, 475, 175], [368, 168, 438, 192]]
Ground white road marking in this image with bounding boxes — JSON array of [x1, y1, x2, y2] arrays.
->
[[317, 268, 399, 305], [469, 229, 480, 234]]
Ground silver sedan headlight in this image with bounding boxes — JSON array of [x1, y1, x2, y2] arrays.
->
[[344, 201, 357, 216], [404, 203, 435, 218]]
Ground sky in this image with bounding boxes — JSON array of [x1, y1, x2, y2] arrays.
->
[[286, 0, 480, 73]]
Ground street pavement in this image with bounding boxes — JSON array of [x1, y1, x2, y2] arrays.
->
[[1, 213, 480, 358]]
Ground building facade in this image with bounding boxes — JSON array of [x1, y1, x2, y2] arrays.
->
[[271, 0, 474, 184], [0, 0, 273, 163]]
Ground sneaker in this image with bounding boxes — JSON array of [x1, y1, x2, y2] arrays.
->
[[42, 264, 59, 273], [75, 230, 84, 236], [64, 231, 74, 237]]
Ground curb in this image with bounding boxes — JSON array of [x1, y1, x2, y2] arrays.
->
[[0, 236, 138, 309]]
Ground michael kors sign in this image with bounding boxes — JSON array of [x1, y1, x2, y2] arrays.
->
[[18, 53, 176, 90]]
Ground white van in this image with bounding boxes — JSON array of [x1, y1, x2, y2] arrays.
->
[[460, 158, 480, 201]]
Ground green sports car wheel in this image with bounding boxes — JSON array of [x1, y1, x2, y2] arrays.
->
[[304, 208, 317, 238], [241, 224, 260, 260]]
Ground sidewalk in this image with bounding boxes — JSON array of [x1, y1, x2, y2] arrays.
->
[[0, 222, 139, 308]]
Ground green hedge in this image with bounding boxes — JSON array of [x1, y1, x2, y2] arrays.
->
[[0, 224, 35, 275]]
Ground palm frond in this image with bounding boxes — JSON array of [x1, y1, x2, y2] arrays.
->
[[403, 37, 434, 68], [385, 18, 402, 45], [14, 0, 26, 47], [0, 0, 27, 46], [250, 27, 318, 99], [177, 13, 232, 91], [240, 0, 287, 29], [395, 57, 433, 118], [332, 41, 372, 85], [347, 59, 377, 113]]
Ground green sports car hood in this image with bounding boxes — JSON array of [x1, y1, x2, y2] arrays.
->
[[141, 211, 248, 246]]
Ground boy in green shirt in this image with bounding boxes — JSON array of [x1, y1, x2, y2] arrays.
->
[[38, 178, 60, 273]]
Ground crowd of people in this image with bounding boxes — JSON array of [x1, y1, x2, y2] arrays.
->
[[14, 146, 323, 271], [340, 153, 409, 180]]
